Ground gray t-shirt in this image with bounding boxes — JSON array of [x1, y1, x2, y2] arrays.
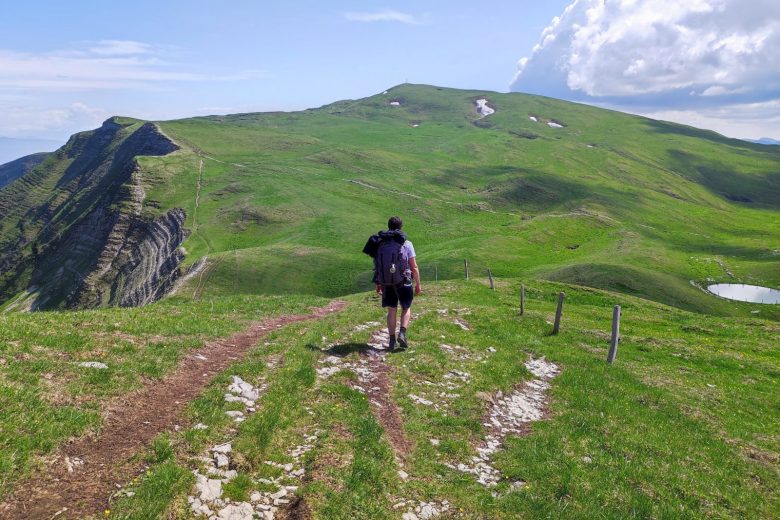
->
[[403, 240, 416, 280], [402, 240, 416, 260]]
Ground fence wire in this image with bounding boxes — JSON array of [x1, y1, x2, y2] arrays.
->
[[356, 258, 507, 290]]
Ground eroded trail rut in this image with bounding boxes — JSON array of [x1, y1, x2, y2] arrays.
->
[[317, 326, 412, 462], [0, 300, 346, 520]]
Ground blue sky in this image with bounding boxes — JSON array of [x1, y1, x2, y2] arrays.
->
[[1, 0, 777, 144]]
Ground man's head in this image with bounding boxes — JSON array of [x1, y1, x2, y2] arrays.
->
[[388, 216, 403, 231]]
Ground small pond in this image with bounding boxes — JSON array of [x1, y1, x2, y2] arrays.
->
[[707, 283, 780, 304]]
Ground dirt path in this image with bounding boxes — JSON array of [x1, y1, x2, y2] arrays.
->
[[192, 157, 215, 256], [317, 327, 412, 460], [194, 158, 204, 224], [360, 330, 413, 459], [0, 300, 347, 520]]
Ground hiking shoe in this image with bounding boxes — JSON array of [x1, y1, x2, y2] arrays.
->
[[388, 336, 397, 351], [398, 330, 408, 350]]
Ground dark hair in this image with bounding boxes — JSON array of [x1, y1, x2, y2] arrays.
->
[[388, 216, 403, 230]]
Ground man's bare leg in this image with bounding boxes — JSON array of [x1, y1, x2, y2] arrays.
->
[[387, 306, 398, 348], [400, 307, 412, 329], [398, 307, 411, 349]]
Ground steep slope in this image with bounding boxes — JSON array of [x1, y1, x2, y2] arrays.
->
[[0, 152, 50, 189], [1, 85, 778, 316], [0, 118, 183, 310]]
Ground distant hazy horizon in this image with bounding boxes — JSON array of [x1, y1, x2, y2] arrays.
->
[[0, 136, 63, 165]]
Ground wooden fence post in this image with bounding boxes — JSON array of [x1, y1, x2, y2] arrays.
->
[[607, 305, 621, 363], [435, 264, 438, 282], [464, 259, 469, 280], [552, 292, 565, 335], [487, 269, 494, 289], [520, 284, 525, 316]]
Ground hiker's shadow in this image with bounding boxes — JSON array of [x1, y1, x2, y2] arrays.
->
[[305, 342, 384, 357]]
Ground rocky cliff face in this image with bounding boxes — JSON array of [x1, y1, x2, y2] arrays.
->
[[0, 118, 189, 310], [76, 208, 187, 308]]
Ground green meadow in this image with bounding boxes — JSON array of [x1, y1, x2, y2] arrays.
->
[[1, 280, 774, 518]]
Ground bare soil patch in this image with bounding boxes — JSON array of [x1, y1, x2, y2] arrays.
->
[[0, 300, 346, 520], [279, 496, 314, 520], [356, 329, 412, 459]]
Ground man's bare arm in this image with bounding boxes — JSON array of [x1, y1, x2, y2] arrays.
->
[[409, 257, 421, 294]]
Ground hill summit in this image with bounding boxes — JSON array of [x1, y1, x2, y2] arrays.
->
[[0, 84, 778, 317]]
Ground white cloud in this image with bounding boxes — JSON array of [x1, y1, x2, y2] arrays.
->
[[0, 100, 108, 138], [87, 40, 154, 56], [511, 0, 780, 139], [625, 99, 780, 140], [0, 41, 275, 139], [514, 0, 780, 99], [0, 41, 270, 91], [343, 10, 422, 25]]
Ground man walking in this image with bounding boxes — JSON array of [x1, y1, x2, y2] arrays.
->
[[363, 216, 421, 351]]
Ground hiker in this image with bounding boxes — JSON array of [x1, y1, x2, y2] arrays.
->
[[362, 216, 421, 350]]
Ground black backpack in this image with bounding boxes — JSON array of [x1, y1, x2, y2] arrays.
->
[[363, 230, 409, 286]]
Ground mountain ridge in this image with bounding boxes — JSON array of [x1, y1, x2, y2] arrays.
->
[[746, 137, 780, 146], [0, 118, 185, 310]]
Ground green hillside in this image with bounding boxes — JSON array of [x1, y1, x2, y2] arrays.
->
[[151, 84, 780, 318], [1, 84, 778, 318]]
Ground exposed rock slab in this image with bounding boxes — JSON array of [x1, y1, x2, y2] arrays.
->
[[447, 356, 559, 490]]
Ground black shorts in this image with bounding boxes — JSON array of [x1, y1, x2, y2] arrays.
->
[[381, 283, 414, 309]]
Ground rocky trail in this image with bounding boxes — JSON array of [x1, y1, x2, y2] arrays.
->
[[446, 356, 559, 492], [314, 313, 561, 519], [186, 373, 321, 520], [317, 325, 412, 459], [0, 300, 346, 520], [185, 320, 412, 520], [0, 302, 561, 519]]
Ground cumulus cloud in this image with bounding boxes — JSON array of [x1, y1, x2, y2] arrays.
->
[[343, 10, 422, 25], [511, 0, 780, 138]]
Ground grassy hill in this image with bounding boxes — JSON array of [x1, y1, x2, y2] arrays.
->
[[152, 84, 779, 318], [1, 84, 778, 318]]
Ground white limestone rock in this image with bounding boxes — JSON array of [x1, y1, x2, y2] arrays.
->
[[196, 474, 223, 502], [217, 502, 255, 520], [77, 361, 108, 369]]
